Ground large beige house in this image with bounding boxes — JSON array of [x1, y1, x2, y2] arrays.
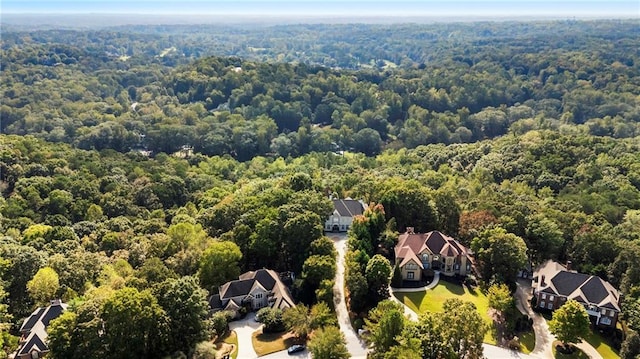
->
[[532, 260, 621, 327], [209, 269, 295, 316], [394, 228, 472, 281], [324, 198, 367, 232], [16, 299, 67, 359]]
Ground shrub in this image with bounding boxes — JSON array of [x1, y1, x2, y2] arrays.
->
[[256, 307, 285, 333], [211, 311, 234, 338], [193, 341, 217, 359]]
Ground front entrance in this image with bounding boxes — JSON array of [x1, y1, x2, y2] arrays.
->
[[332, 224, 340, 232]]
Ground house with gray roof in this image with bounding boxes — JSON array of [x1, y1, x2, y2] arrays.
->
[[15, 299, 67, 359], [324, 198, 367, 232], [209, 269, 295, 316], [532, 260, 621, 327], [394, 228, 472, 281]]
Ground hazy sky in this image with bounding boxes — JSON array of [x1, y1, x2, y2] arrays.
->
[[2, 0, 639, 18]]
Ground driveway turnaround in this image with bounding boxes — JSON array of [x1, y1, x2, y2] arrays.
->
[[228, 312, 262, 359]]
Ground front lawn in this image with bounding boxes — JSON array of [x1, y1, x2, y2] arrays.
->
[[393, 280, 495, 344], [582, 330, 620, 359], [251, 329, 298, 356], [518, 330, 536, 354]]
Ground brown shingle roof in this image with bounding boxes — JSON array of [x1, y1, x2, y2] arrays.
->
[[395, 230, 468, 260]]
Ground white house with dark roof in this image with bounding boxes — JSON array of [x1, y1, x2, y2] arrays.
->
[[394, 228, 472, 281], [15, 299, 67, 359], [324, 198, 367, 232], [209, 269, 295, 316], [532, 260, 621, 327]]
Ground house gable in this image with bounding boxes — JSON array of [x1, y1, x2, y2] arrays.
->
[[212, 268, 295, 313], [16, 300, 67, 359], [395, 229, 472, 278], [332, 199, 365, 217]]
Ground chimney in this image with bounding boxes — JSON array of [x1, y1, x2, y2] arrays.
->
[[566, 261, 573, 271], [541, 275, 546, 286], [406, 227, 414, 234], [50, 299, 62, 306]]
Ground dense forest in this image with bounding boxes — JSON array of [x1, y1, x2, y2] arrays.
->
[[1, 20, 640, 358]]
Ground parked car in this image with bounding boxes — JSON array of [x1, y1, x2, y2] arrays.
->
[[287, 344, 306, 354]]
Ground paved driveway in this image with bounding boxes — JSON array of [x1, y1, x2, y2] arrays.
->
[[228, 312, 262, 359], [330, 233, 369, 359], [259, 348, 310, 359]]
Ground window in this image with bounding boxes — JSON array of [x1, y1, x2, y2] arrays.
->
[[547, 302, 553, 310], [422, 253, 429, 262], [541, 293, 546, 300], [406, 263, 417, 270], [255, 293, 263, 299], [549, 295, 555, 301], [540, 301, 546, 308], [466, 263, 471, 270], [407, 272, 415, 280], [455, 264, 460, 270], [600, 317, 612, 325], [601, 309, 607, 315]]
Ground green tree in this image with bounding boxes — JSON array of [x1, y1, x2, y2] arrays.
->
[[365, 300, 406, 357], [0, 286, 12, 357], [548, 300, 590, 349], [379, 183, 438, 233], [153, 276, 210, 354], [27, 266, 60, 305], [302, 255, 337, 288], [471, 227, 527, 285], [102, 287, 170, 359], [440, 299, 487, 359], [353, 128, 383, 156], [525, 214, 564, 262], [487, 283, 514, 321], [315, 279, 335, 309], [256, 307, 285, 333], [392, 313, 447, 359], [365, 254, 392, 301], [620, 329, 640, 359], [283, 302, 336, 339], [48, 298, 108, 359], [310, 236, 337, 258], [283, 304, 313, 339], [391, 265, 403, 288], [308, 326, 350, 359], [198, 241, 242, 292], [47, 311, 80, 359]]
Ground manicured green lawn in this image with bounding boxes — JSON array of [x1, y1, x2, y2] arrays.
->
[[582, 330, 620, 359], [518, 330, 536, 354], [252, 329, 298, 356], [393, 280, 495, 344]]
